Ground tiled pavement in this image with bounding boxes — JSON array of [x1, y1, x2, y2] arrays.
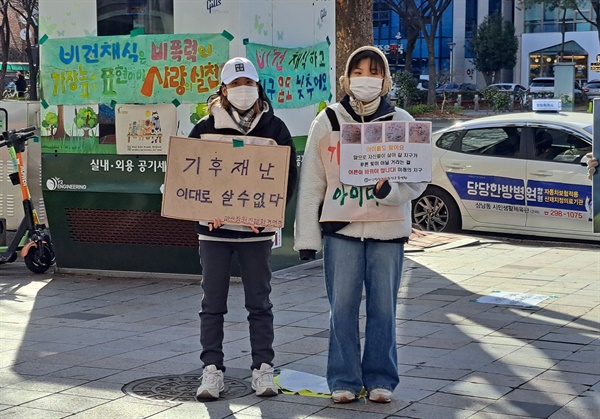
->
[[0, 232, 599, 418]]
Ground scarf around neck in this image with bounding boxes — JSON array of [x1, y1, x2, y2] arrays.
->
[[350, 97, 381, 120], [227, 107, 257, 134]]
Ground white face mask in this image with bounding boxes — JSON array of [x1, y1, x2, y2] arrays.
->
[[349, 77, 383, 102], [226, 85, 259, 111]]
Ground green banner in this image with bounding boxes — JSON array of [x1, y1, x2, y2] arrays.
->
[[246, 42, 330, 109], [40, 34, 230, 105]]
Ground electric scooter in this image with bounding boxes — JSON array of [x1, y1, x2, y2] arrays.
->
[[0, 111, 55, 273]]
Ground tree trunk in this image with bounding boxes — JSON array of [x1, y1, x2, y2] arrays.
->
[[53, 105, 70, 139], [483, 71, 494, 86], [404, 31, 419, 75], [404, 40, 415, 75], [560, 8, 566, 62], [0, 2, 11, 89], [336, 0, 374, 101], [426, 36, 437, 104]]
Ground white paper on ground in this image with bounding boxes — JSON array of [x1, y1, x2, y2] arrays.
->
[[276, 369, 330, 394], [475, 291, 550, 307]]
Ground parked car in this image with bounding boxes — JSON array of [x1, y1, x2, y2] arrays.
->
[[488, 83, 527, 93], [416, 79, 429, 91], [412, 105, 597, 242], [583, 79, 600, 100], [388, 85, 399, 102], [528, 77, 583, 94], [436, 83, 477, 93]]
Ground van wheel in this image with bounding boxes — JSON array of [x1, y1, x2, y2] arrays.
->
[[412, 186, 461, 232]]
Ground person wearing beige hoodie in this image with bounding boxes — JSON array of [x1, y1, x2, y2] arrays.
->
[[294, 46, 427, 404]]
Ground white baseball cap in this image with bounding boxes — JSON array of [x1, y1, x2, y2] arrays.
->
[[221, 57, 259, 85]]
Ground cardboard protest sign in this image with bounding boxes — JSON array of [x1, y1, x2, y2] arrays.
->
[[162, 136, 290, 228], [339, 121, 432, 186]]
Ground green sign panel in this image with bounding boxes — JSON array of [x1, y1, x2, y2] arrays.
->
[[246, 42, 330, 109], [42, 154, 167, 194], [40, 33, 230, 105]]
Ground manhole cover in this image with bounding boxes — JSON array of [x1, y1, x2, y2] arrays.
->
[[122, 374, 253, 402]]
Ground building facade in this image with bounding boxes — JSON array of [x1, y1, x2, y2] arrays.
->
[[520, 2, 599, 86], [373, 0, 599, 88]]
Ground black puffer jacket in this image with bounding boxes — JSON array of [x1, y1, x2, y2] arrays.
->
[[189, 100, 297, 240]]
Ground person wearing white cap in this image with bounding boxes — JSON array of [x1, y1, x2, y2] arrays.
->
[[294, 46, 427, 404], [189, 57, 297, 400]]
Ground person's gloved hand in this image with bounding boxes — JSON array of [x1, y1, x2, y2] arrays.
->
[[586, 152, 599, 180], [299, 250, 316, 261]]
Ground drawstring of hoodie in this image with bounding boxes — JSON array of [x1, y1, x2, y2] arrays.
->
[[350, 97, 381, 122]]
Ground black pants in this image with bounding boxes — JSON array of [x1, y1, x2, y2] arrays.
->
[[199, 239, 274, 371]]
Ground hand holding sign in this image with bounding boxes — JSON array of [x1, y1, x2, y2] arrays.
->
[[161, 136, 290, 228], [339, 120, 432, 186]]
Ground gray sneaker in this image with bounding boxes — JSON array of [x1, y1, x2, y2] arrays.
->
[[196, 365, 225, 400], [251, 363, 278, 397]]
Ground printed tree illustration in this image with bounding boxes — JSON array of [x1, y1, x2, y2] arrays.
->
[[190, 103, 209, 124], [41, 111, 58, 136], [74, 106, 99, 137], [52, 105, 70, 139]]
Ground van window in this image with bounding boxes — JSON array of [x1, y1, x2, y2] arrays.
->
[[459, 128, 522, 158], [531, 79, 553, 87]]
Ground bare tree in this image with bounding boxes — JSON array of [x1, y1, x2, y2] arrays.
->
[[9, 0, 38, 100], [385, 1, 422, 76], [573, 0, 600, 46], [0, 0, 13, 90], [519, 0, 600, 47], [401, 0, 452, 104], [336, 0, 373, 100]]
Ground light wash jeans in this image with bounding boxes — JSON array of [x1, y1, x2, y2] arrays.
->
[[323, 235, 404, 394]]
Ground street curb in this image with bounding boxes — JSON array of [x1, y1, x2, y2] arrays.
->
[[54, 267, 202, 281]]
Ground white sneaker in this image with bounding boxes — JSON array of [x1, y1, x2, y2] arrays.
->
[[331, 390, 355, 403], [196, 365, 225, 400], [369, 388, 392, 403], [251, 363, 278, 396]]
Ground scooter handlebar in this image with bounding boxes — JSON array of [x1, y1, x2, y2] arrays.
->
[[18, 126, 37, 134], [0, 126, 37, 147]]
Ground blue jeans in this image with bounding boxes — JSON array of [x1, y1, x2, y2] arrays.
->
[[323, 235, 404, 394]]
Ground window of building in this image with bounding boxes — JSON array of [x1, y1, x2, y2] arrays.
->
[[528, 41, 588, 82], [524, 0, 594, 33], [96, 0, 174, 142], [97, 0, 174, 36]]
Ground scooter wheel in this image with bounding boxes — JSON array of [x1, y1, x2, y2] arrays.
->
[[0, 252, 18, 264], [24, 245, 55, 274]]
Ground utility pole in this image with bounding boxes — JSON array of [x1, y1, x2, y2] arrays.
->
[[448, 42, 456, 84]]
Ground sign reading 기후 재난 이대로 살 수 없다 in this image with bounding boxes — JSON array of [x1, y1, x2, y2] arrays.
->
[[161, 135, 290, 228]]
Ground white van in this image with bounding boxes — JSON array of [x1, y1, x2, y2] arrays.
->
[[528, 77, 583, 94]]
